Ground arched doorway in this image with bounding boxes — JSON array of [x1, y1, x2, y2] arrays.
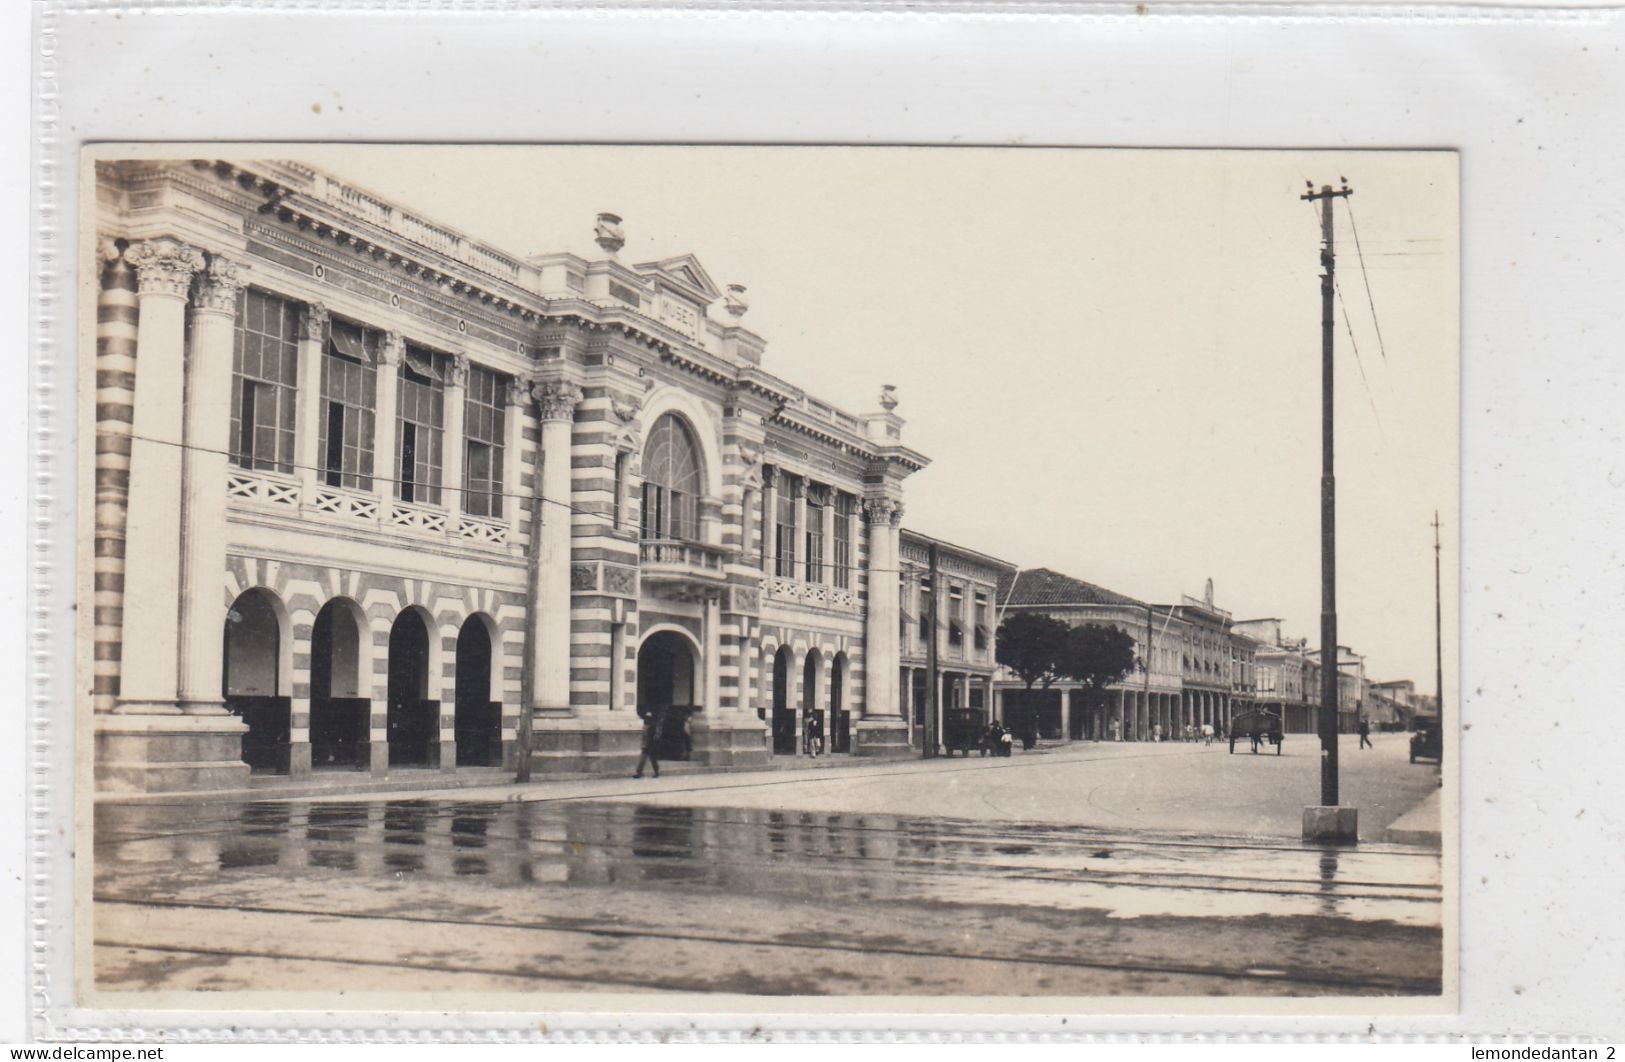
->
[[222, 588, 289, 773], [771, 645, 795, 756], [455, 615, 501, 767], [830, 652, 850, 754], [387, 608, 437, 767], [310, 597, 369, 769], [636, 629, 698, 762], [802, 649, 822, 754]]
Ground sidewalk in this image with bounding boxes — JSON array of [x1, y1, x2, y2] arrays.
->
[[1381, 784, 1443, 847]]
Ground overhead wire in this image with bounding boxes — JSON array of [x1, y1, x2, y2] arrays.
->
[[115, 427, 925, 576]]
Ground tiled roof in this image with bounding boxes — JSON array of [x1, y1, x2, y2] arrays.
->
[[996, 567, 1144, 609]]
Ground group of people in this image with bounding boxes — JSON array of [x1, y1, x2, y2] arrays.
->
[[978, 722, 1016, 757]]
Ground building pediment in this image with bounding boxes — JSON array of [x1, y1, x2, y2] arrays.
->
[[633, 253, 723, 303]]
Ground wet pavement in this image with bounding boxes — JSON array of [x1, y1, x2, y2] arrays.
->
[[94, 782, 1443, 997]]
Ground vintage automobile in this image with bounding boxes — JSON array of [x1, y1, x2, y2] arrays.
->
[[943, 707, 988, 757], [1227, 708, 1284, 755], [1409, 717, 1443, 764]]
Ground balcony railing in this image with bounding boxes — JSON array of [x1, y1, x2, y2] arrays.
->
[[639, 539, 733, 588], [229, 473, 512, 552]]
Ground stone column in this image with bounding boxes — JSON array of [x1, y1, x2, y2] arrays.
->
[[793, 479, 808, 581], [293, 303, 327, 498], [374, 332, 403, 501], [1060, 687, 1072, 744], [116, 238, 205, 713], [93, 239, 139, 716], [860, 498, 901, 718], [821, 492, 836, 586], [531, 380, 581, 714], [703, 592, 722, 718], [503, 375, 527, 538], [177, 255, 246, 713], [443, 354, 468, 517], [761, 468, 777, 575]]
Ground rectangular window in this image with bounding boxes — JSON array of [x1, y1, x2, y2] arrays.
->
[[775, 478, 797, 579], [832, 492, 852, 589], [229, 288, 299, 473], [463, 365, 506, 518], [805, 485, 825, 584], [948, 586, 965, 648], [317, 318, 377, 490], [973, 591, 989, 651], [396, 344, 445, 505]]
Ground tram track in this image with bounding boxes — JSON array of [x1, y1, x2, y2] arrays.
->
[[93, 896, 1442, 995]]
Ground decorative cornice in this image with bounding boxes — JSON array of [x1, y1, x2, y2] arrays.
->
[[532, 380, 583, 422], [124, 238, 205, 299], [298, 302, 329, 342], [191, 254, 246, 315]]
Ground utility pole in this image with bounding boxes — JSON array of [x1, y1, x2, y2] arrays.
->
[[1433, 510, 1445, 766], [515, 485, 543, 784], [1302, 179, 1352, 808], [925, 542, 941, 758]]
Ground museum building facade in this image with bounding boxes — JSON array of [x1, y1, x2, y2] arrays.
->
[[89, 159, 925, 793]]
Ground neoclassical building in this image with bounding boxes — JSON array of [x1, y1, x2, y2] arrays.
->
[[88, 159, 925, 793], [992, 567, 1183, 742]]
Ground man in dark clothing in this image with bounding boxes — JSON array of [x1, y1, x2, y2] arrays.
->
[[1358, 716, 1373, 749], [634, 706, 665, 779]]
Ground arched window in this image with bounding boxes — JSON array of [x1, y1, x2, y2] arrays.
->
[[640, 413, 703, 541]]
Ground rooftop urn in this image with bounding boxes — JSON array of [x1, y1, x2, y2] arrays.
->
[[879, 384, 899, 412], [594, 212, 625, 256], [724, 283, 750, 319]]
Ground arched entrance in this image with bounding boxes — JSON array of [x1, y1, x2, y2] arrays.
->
[[455, 615, 501, 767], [637, 629, 698, 761], [802, 649, 822, 754], [830, 652, 851, 754], [770, 645, 795, 756], [310, 597, 369, 769], [387, 608, 437, 767], [222, 588, 289, 773]]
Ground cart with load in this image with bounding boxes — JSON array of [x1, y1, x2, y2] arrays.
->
[[1227, 707, 1284, 755]]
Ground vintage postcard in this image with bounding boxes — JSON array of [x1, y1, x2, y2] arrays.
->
[[76, 144, 1458, 1016]]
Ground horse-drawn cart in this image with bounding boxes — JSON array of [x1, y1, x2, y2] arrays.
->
[[1228, 707, 1284, 755]]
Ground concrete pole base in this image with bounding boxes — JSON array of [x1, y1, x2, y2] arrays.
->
[[1303, 805, 1359, 843]]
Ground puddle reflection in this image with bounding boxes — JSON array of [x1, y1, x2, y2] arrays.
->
[[95, 798, 1440, 928]]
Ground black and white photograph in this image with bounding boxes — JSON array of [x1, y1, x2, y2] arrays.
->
[[75, 144, 1458, 1010]]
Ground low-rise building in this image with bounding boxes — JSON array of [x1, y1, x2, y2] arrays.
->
[[898, 530, 1015, 753]]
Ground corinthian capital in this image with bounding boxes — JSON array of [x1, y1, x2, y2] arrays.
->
[[531, 380, 583, 422], [191, 255, 247, 315], [124, 238, 206, 299], [863, 496, 903, 527]]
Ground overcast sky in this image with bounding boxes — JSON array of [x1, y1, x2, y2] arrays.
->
[[265, 146, 1458, 690]]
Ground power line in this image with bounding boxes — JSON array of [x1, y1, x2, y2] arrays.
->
[[1334, 275, 1388, 445], [114, 428, 926, 576], [1344, 199, 1390, 363]]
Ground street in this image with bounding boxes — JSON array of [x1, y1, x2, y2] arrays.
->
[[94, 733, 1442, 997]]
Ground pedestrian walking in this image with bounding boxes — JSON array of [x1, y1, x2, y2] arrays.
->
[[1202, 722, 1214, 745], [634, 705, 665, 779], [1153, 722, 1163, 743], [804, 712, 823, 757], [1358, 716, 1373, 750]]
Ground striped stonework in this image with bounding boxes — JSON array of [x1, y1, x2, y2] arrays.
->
[[92, 239, 139, 713]]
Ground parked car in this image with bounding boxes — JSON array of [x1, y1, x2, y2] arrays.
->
[[1409, 718, 1442, 764]]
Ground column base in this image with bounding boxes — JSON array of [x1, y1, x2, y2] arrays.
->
[[94, 712, 250, 795], [530, 710, 643, 775], [1303, 805, 1359, 844], [853, 718, 913, 758], [691, 716, 771, 768]]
